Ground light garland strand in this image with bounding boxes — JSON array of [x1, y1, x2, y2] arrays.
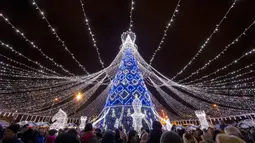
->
[[171, 0, 238, 80], [0, 13, 74, 76], [31, 0, 89, 74], [78, 0, 105, 68], [178, 21, 255, 83], [0, 41, 62, 76], [0, 53, 57, 77], [183, 47, 255, 85], [149, 0, 181, 65], [202, 70, 255, 87], [129, 0, 135, 31], [190, 61, 255, 86]]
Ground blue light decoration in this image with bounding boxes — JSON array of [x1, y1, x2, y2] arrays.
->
[[94, 32, 157, 132]]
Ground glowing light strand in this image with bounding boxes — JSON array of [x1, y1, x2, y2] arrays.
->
[[78, 0, 105, 68], [178, 21, 255, 83], [171, 0, 238, 80], [31, 0, 89, 74], [149, 0, 181, 65], [191, 62, 255, 86], [183, 47, 255, 85], [0, 41, 62, 76], [0, 53, 57, 76], [129, 0, 135, 31], [0, 13, 74, 76]]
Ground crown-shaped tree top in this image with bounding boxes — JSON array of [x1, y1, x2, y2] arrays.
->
[[121, 31, 136, 46]]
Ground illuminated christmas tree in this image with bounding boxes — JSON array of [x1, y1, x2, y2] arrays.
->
[[94, 31, 157, 131]]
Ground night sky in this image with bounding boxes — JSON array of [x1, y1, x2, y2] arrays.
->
[[0, 0, 255, 117], [0, 0, 254, 78]]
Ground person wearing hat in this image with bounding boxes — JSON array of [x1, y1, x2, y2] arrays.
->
[[1, 124, 23, 143]]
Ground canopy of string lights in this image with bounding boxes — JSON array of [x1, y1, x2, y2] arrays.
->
[[0, 0, 254, 121]]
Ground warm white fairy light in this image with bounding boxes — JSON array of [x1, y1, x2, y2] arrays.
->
[[0, 14, 75, 76], [149, 0, 181, 65], [202, 70, 255, 87], [171, 0, 238, 80], [0, 53, 57, 77], [78, 0, 105, 69], [0, 41, 63, 76], [183, 47, 255, 85], [190, 61, 255, 86], [129, 0, 135, 31], [31, 0, 89, 74], [178, 21, 255, 83]]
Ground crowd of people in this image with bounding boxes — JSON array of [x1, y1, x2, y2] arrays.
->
[[0, 120, 255, 143]]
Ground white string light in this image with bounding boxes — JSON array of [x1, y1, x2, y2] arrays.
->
[[202, 70, 255, 87], [171, 0, 238, 80], [78, 0, 105, 69], [129, 0, 135, 31], [31, 0, 89, 74], [0, 53, 57, 77], [178, 21, 255, 83], [0, 13, 75, 76], [183, 47, 255, 85], [149, 0, 181, 65], [0, 40, 62, 76], [190, 61, 255, 86]]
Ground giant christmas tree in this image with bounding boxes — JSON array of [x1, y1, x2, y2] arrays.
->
[[94, 32, 157, 132]]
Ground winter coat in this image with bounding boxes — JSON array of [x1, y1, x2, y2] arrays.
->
[[2, 136, 23, 143], [146, 129, 162, 143], [81, 132, 99, 143]]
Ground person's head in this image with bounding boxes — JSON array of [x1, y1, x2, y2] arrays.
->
[[55, 133, 80, 143], [160, 131, 182, 143], [84, 123, 93, 132], [2, 124, 20, 140], [101, 131, 115, 143], [216, 134, 246, 143], [224, 126, 243, 138], [115, 129, 120, 139], [39, 128, 45, 136], [152, 121, 162, 130], [48, 129, 58, 136], [145, 129, 150, 134], [95, 128, 101, 133], [128, 130, 138, 142], [68, 129, 78, 137]]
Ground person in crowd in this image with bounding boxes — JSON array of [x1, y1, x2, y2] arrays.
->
[[81, 123, 99, 143], [224, 126, 243, 138], [34, 128, 45, 143], [147, 121, 162, 143], [45, 129, 57, 143], [115, 129, 123, 143], [160, 131, 182, 143], [101, 131, 116, 143], [224, 126, 253, 143], [216, 134, 246, 143], [55, 132, 80, 143], [20, 125, 35, 143], [194, 128, 203, 142], [201, 129, 214, 143], [140, 129, 149, 143], [119, 127, 127, 143], [127, 130, 138, 143], [212, 129, 222, 141], [183, 132, 198, 143], [94, 128, 103, 142], [2, 124, 23, 143], [0, 125, 4, 139]]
